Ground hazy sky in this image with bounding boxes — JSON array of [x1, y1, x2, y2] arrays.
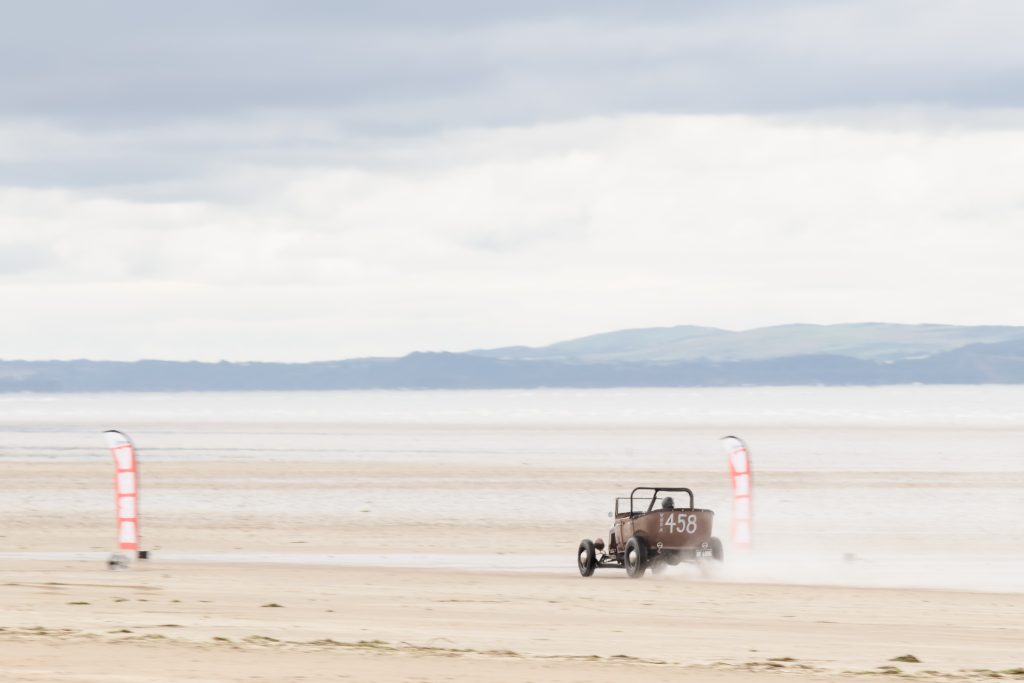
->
[[3, 1, 1024, 361]]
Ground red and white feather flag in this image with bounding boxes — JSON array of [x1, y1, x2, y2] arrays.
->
[[721, 435, 753, 549], [104, 430, 141, 552]]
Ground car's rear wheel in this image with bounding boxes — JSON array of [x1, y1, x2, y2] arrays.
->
[[624, 536, 648, 578], [710, 536, 724, 562], [578, 539, 597, 577]]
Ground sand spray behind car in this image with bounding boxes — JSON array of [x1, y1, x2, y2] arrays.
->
[[722, 435, 753, 551]]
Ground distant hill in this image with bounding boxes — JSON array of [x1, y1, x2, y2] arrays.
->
[[5, 324, 1024, 391], [469, 323, 1024, 362]]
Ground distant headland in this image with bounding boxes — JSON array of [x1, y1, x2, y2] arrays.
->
[[4, 323, 1024, 391]]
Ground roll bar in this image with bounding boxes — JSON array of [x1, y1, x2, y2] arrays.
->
[[629, 486, 695, 514]]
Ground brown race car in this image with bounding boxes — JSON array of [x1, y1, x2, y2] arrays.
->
[[578, 486, 723, 578]]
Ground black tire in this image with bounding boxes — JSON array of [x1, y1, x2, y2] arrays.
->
[[710, 536, 724, 562], [578, 539, 597, 577], [624, 536, 648, 578]]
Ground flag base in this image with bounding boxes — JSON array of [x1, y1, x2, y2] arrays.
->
[[107, 553, 130, 570]]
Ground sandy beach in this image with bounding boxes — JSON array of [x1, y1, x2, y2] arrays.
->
[[2, 458, 1022, 682], [2, 389, 1023, 681], [2, 558, 1022, 682]]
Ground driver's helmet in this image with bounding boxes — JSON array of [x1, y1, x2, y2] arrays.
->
[[661, 496, 675, 510]]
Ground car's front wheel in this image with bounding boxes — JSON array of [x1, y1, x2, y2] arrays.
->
[[624, 536, 648, 578], [578, 539, 597, 577]]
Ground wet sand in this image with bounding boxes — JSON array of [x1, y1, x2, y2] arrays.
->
[[3, 458, 1021, 560]]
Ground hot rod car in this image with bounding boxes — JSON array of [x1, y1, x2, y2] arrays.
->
[[578, 486, 722, 578]]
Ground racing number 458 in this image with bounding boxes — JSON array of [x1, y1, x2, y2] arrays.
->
[[660, 513, 697, 534]]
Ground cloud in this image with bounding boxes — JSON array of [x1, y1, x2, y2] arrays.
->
[[4, 3, 1024, 360], [3, 113, 1024, 360], [0, 241, 55, 275], [4, 1, 1024, 194], [4, 1, 1024, 127]]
